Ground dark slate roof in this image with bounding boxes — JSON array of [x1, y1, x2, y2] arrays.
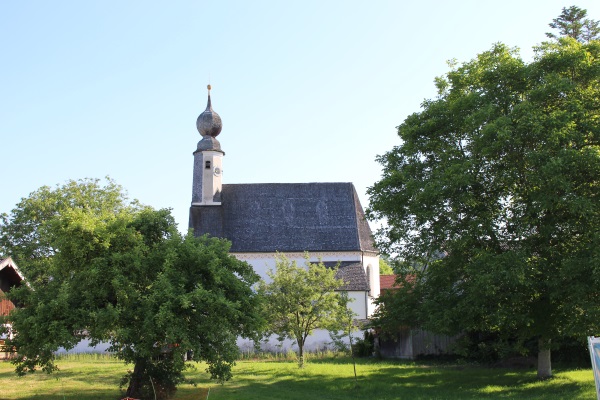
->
[[334, 263, 370, 291], [189, 182, 377, 253], [322, 261, 370, 291]]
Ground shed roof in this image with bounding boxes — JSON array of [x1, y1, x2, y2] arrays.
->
[[379, 274, 398, 291], [0, 257, 25, 293], [0, 258, 25, 282], [189, 182, 377, 253]]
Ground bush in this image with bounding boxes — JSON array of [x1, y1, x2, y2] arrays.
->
[[352, 331, 374, 357]]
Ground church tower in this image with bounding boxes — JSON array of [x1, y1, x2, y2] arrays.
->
[[191, 85, 224, 205]]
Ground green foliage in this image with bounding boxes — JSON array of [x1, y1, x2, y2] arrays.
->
[[546, 6, 600, 42], [257, 254, 351, 368], [378, 257, 394, 275], [0, 177, 136, 284], [0, 179, 263, 399], [452, 331, 533, 363], [368, 29, 600, 379], [352, 331, 375, 358]]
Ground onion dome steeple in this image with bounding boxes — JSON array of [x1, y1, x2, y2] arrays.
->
[[196, 84, 222, 138], [191, 84, 224, 206], [195, 85, 224, 154]]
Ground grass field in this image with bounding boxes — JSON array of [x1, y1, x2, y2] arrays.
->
[[0, 355, 595, 399]]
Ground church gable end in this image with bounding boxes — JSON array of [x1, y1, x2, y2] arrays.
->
[[351, 186, 378, 253]]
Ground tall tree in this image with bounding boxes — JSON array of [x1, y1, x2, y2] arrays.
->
[[258, 254, 350, 368], [0, 179, 263, 399], [546, 5, 600, 42], [368, 30, 600, 378]]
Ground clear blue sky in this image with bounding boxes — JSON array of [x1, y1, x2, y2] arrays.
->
[[2, 1, 599, 233]]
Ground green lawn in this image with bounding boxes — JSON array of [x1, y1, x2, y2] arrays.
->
[[0, 356, 595, 399]]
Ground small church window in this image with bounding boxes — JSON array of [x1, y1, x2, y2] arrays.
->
[[205, 161, 211, 169]]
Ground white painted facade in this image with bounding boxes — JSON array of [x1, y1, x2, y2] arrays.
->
[[233, 250, 380, 351], [233, 251, 380, 319]]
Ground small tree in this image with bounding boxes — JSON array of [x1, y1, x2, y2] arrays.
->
[[0, 179, 263, 399], [258, 253, 350, 367], [335, 292, 360, 385]]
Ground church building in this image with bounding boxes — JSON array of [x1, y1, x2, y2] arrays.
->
[[188, 87, 380, 345]]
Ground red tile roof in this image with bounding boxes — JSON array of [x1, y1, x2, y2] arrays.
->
[[380, 274, 398, 290]]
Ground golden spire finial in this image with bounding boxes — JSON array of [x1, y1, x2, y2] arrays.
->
[[207, 84, 212, 91]]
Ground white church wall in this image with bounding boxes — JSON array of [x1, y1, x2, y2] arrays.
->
[[238, 327, 363, 354], [345, 290, 368, 319], [234, 251, 378, 319], [233, 251, 364, 283], [362, 252, 381, 316]]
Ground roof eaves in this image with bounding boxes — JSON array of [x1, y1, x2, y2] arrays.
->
[[0, 257, 26, 282]]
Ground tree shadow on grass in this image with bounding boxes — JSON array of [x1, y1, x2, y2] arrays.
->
[[204, 359, 594, 400]]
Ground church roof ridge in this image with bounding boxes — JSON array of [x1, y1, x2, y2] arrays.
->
[[219, 182, 355, 187]]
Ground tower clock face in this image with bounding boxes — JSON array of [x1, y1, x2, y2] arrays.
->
[[213, 167, 222, 176]]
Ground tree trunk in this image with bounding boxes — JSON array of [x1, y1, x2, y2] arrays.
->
[[125, 360, 166, 400], [298, 339, 305, 368], [537, 338, 552, 380], [348, 331, 358, 385], [126, 360, 147, 399]]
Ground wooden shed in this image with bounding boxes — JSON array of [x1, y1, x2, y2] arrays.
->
[[0, 257, 25, 359], [376, 274, 457, 359], [376, 328, 458, 359]]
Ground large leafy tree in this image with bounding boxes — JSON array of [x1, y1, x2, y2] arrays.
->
[[0, 178, 132, 284], [368, 33, 600, 378], [257, 254, 350, 368], [0, 178, 263, 399]]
